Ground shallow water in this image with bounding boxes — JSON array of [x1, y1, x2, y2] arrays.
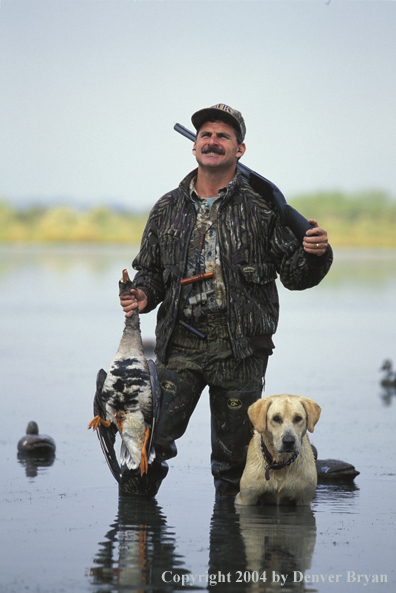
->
[[0, 245, 395, 593]]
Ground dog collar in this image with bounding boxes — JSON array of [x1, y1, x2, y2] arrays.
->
[[260, 435, 300, 481]]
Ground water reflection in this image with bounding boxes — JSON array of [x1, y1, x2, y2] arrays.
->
[[89, 497, 192, 592], [1, 246, 395, 285], [210, 500, 317, 592], [380, 387, 396, 406], [17, 452, 56, 478], [90, 497, 322, 593], [314, 481, 360, 513], [328, 249, 396, 287], [0, 245, 138, 278]]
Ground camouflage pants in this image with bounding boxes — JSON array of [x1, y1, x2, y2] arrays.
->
[[154, 314, 269, 498]]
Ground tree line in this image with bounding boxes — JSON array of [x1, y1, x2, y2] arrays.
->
[[1, 190, 395, 247]]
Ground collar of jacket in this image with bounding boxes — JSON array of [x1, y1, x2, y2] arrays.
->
[[178, 168, 244, 205]]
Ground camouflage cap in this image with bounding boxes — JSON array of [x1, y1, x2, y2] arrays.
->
[[191, 103, 246, 142]]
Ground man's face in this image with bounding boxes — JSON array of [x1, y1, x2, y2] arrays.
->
[[193, 120, 246, 172]]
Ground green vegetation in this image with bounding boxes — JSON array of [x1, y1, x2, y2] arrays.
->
[[0, 190, 395, 247], [290, 190, 396, 248], [0, 203, 148, 244]]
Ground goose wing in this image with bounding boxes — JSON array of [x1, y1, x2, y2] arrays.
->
[[93, 368, 122, 484]]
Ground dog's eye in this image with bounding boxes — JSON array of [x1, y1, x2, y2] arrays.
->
[[272, 415, 282, 423], [293, 415, 302, 423]]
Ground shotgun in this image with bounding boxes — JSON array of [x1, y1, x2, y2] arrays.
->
[[174, 123, 313, 243]]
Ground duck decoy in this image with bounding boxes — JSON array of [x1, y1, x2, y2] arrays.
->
[[88, 270, 161, 485], [380, 359, 396, 388], [316, 458, 360, 480], [17, 421, 56, 456], [310, 446, 359, 480]]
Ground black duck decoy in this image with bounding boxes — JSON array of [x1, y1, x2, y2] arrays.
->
[[380, 359, 396, 388], [311, 445, 359, 480], [315, 450, 359, 481], [17, 421, 56, 456], [316, 459, 360, 480]]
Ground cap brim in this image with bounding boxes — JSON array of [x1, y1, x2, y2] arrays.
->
[[191, 108, 242, 138]]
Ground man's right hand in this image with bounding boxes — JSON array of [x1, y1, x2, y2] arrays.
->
[[120, 288, 148, 317]]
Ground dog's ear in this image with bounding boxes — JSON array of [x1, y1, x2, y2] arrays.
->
[[299, 397, 321, 433], [248, 397, 273, 433]]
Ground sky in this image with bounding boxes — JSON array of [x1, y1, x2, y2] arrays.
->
[[0, 0, 395, 211]]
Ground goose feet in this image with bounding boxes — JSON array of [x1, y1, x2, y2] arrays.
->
[[140, 427, 150, 476], [88, 415, 111, 430]]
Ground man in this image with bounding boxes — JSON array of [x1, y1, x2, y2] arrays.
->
[[120, 104, 332, 498]]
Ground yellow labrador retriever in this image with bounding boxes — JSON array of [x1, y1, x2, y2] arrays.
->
[[235, 394, 321, 506]]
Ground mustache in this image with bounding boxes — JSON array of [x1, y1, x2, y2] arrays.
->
[[201, 145, 225, 155]]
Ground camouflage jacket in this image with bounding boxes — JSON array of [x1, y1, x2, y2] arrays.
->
[[132, 169, 333, 363]]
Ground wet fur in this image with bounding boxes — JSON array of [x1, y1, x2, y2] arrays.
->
[[235, 394, 321, 506]]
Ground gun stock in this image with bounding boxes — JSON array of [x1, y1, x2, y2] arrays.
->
[[174, 123, 313, 243]]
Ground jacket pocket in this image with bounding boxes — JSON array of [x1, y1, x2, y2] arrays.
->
[[239, 263, 277, 285]]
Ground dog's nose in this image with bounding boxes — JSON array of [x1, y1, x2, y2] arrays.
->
[[282, 435, 296, 449]]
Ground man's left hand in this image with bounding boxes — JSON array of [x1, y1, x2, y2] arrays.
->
[[302, 219, 329, 256]]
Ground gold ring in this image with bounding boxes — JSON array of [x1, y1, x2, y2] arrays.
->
[[316, 243, 319, 248]]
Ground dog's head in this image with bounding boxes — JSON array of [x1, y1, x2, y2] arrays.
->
[[248, 394, 321, 455]]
